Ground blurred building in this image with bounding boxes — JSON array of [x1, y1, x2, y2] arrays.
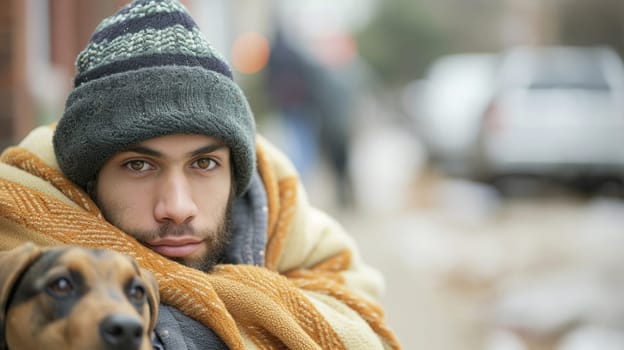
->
[[5, 0, 621, 148], [2, 0, 32, 149], [1, 0, 132, 148], [1, 0, 242, 149]]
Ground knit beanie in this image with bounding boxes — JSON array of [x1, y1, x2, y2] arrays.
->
[[53, 0, 256, 196]]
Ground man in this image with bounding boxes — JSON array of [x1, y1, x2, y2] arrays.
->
[[0, 0, 400, 349]]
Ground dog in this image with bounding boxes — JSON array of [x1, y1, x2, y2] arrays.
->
[[0, 243, 159, 350]]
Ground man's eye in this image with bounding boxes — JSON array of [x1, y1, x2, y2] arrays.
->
[[125, 160, 151, 172], [193, 158, 216, 170]]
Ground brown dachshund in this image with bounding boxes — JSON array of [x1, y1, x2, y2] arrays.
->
[[0, 243, 159, 350]]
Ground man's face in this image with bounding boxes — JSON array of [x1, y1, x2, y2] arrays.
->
[[95, 134, 233, 271]]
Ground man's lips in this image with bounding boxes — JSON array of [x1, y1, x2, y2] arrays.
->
[[146, 236, 204, 258]]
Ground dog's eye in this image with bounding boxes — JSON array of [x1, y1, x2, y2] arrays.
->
[[128, 284, 145, 302], [47, 277, 74, 297]]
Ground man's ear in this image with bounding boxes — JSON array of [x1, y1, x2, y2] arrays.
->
[[0, 243, 43, 350]]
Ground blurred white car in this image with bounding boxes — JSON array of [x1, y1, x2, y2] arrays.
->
[[477, 46, 624, 184], [406, 53, 499, 176]]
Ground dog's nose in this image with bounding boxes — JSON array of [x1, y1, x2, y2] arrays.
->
[[99, 314, 144, 350]]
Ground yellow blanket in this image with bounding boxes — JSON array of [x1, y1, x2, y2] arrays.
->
[[0, 125, 400, 350]]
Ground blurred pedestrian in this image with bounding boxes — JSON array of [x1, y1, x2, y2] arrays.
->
[[267, 28, 354, 207], [266, 29, 321, 182]]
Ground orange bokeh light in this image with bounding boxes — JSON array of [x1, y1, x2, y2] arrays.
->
[[231, 32, 270, 74]]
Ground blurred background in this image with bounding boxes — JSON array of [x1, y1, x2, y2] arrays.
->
[[4, 0, 624, 349]]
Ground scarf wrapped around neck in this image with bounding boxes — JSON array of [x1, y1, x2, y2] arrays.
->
[[0, 125, 401, 350]]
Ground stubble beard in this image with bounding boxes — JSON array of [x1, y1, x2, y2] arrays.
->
[[168, 206, 233, 272], [97, 198, 234, 272]]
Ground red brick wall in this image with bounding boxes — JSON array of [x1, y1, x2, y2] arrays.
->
[[0, 0, 31, 148], [2, 0, 192, 147]]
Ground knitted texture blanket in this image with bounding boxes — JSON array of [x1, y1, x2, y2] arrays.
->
[[0, 125, 400, 350]]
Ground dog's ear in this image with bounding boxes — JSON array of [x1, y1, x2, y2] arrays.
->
[[0, 242, 43, 350], [139, 267, 160, 333]]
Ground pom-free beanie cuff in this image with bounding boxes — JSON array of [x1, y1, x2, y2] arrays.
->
[[53, 65, 256, 196]]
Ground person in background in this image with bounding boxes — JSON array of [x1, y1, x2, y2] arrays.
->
[[0, 0, 400, 349], [266, 28, 321, 182], [266, 28, 355, 208]]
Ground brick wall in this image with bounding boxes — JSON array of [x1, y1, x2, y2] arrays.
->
[[0, 0, 21, 148]]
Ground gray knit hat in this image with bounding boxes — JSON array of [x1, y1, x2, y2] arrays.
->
[[53, 0, 256, 196]]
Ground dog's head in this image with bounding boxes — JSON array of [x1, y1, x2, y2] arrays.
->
[[0, 243, 159, 350]]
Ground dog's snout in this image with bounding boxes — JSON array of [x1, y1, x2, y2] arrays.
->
[[99, 314, 144, 350]]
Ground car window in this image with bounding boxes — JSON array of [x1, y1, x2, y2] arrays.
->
[[529, 53, 610, 90]]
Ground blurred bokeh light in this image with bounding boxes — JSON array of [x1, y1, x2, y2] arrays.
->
[[231, 31, 270, 74]]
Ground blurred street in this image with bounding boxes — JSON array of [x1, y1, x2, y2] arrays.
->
[[377, 188, 624, 349], [283, 115, 624, 350]]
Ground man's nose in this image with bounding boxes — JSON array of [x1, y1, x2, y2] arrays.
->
[[154, 171, 198, 224]]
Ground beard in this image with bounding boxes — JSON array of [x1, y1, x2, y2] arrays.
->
[[165, 206, 232, 271], [97, 195, 234, 272]]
